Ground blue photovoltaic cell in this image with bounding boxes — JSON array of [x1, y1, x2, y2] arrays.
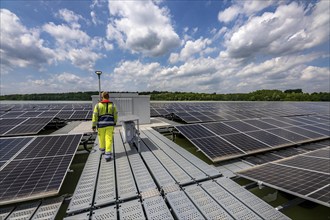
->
[[245, 130, 293, 147], [243, 119, 277, 130], [266, 128, 308, 143], [202, 122, 238, 135], [283, 127, 325, 139], [191, 136, 244, 159], [15, 135, 82, 159], [0, 134, 82, 205], [223, 121, 260, 132], [176, 124, 215, 139], [0, 155, 73, 202], [221, 133, 271, 153], [0, 137, 33, 162], [260, 118, 292, 128]]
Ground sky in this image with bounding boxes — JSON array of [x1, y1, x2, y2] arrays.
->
[[0, 0, 329, 95]]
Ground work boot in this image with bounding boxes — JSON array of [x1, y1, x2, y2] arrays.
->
[[105, 152, 112, 162]]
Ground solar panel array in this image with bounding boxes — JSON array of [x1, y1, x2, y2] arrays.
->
[[238, 147, 330, 207], [0, 103, 92, 121], [176, 115, 330, 162], [0, 134, 82, 205], [0, 117, 54, 137], [0, 103, 94, 136], [151, 102, 330, 123], [241, 140, 330, 165]]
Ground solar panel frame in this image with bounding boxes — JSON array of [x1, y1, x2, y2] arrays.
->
[[19, 111, 43, 118], [69, 110, 89, 120], [191, 136, 245, 161], [276, 155, 329, 174], [221, 133, 272, 153], [0, 137, 34, 163], [242, 119, 277, 130], [266, 128, 309, 143], [0, 125, 16, 136], [245, 130, 294, 147], [0, 155, 74, 204], [176, 124, 215, 139], [0, 118, 26, 126], [238, 162, 330, 207], [223, 120, 261, 132], [15, 135, 82, 160], [300, 125, 330, 136], [0, 111, 25, 118], [303, 148, 330, 159], [201, 122, 239, 135], [260, 118, 292, 128], [308, 185, 330, 204], [0, 134, 82, 205], [283, 126, 326, 139]]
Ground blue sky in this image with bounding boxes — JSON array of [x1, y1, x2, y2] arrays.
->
[[1, 0, 329, 95]]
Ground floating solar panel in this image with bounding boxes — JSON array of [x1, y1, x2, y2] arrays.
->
[[266, 128, 308, 143], [260, 118, 292, 128], [202, 122, 239, 135], [223, 120, 260, 132], [245, 130, 293, 147], [0, 125, 15, 136], [174, 112, 201, 123], [20, 111, 43, 118], [0, 137, 33, 163], [0, 134, 82, 205], [242, 119, 277, 130], [191, 136, 244, 160], [188, 111, 215, 122], [277, 155, 329, 174], [176, 124, 214, 139], [38, 111, 59, 117], [0, 118, 23, 126], [2, 117, 53, 137], [283, 126, 325, 139], [154, 108, 170, 115], [15, 135, 82, 159], [85, 110, 93, 120], [176, 115, 329, 162], [69, 110, 88, 120], [221, 133, 271, 153], [1, 111, 25, 118], [238, 148, 330, 207], [56, 110, 74, 120], [301, 125, 330, 136], [304, 148, 330, 159]]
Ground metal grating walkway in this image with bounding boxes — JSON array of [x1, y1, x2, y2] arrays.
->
[[0, 197, 63, 220], [65, 127, 291, 220]]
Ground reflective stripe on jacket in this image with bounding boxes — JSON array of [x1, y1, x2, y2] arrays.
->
[[92, 101, 118, 128]]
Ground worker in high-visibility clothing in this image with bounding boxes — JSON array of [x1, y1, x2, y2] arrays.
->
[[92, 92, 118, 161]]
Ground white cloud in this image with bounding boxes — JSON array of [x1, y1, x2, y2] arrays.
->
[[218, 0, 275, 23], [301, 66, 329, 81], [218, 5, 240, 23], [0, 9, 55, 73], [237, 53, 321, 77], [106, 0, 180, 57], [43, 22, 90, 46], [169, 38, 213, 63], [57, 8, 82, 28], [221, 1, 330, 59], [67, 48, 104, 71]]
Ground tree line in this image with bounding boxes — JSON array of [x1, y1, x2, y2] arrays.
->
[[1, 89, 329, 101]]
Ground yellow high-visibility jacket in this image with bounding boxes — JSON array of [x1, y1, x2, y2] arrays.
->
[[92, 100, 118, 128]]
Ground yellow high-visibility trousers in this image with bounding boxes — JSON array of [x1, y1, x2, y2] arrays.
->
[[98, 126, 114, 153]]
